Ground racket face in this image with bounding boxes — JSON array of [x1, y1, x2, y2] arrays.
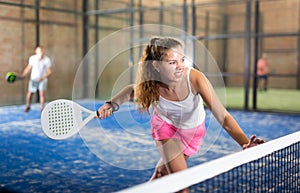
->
[[41, 99, 79, 140], [6, 72, 17, 83]]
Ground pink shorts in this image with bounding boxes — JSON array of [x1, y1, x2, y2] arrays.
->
[[151, 112, 206, 156]]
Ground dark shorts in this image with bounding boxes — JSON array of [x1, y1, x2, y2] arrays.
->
[[258, 75, 268, 80]]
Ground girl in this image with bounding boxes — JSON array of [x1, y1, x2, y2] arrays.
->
[[97, 36, 264, 192]]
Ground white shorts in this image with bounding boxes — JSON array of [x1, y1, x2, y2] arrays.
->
[[28, 79, 48, 93]]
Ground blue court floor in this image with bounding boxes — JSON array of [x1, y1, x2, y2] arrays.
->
[[0, 100, 299, 193]]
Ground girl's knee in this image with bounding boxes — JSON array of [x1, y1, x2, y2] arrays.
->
[[157, 165, 169, 176]]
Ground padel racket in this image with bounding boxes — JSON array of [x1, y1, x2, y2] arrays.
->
[[5, 72, 21, 83], [41, 99, 99, 140]]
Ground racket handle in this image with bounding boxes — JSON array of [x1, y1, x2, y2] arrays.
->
[[95, 108, 114, 119]]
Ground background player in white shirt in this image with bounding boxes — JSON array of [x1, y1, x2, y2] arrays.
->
[[21, 46, 52, 112]]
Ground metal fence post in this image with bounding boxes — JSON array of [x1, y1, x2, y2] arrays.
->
[[244, 0, 252, 111]]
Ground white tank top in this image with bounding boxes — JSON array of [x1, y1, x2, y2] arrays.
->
[[154, 67, 206, 129]]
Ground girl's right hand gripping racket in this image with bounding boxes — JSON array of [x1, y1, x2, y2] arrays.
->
[[41, 99, 98, 140]]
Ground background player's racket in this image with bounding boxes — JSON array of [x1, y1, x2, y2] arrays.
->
[[5, 72, 21, 83], [41, 99, 99, 140]]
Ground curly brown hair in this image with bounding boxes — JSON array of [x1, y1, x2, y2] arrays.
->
[[134, 36, 183, 112]]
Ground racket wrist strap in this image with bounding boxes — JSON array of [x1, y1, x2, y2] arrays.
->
[[105, 101, 119, 112]]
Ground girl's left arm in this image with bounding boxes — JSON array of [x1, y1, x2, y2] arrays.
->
[[190, 68, 249, 147]]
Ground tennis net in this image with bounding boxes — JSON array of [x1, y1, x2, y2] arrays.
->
[[117, 131, 300, 193]]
